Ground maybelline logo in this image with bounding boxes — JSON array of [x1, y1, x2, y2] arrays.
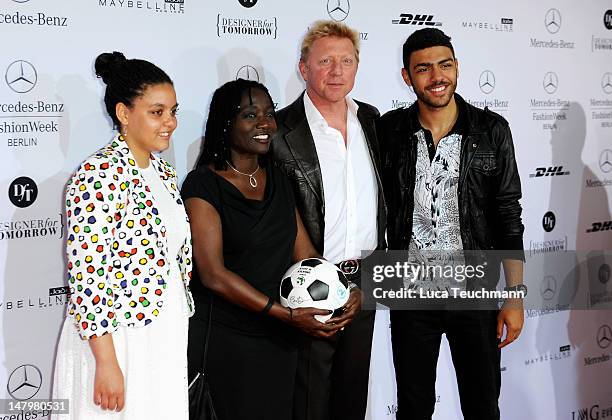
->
[[387, 396, 441, 415], [586, 221, 612, 233], [217, 14, 277, 38], [390, 99, 415, 110], [524, 344, 571, 365], [7, 364, 42, 400], [1, 288, 69, 311], [8, 176, 38, 208], [461, 17, 513, 32], [530, 9, 574, 49], [392, 13, 442, 26], [0, 214, 64, 240], [327, 0, 349, 22], [97, 0, 184, 14], [529, 166, 570, 178], [542, 211, 556, 232]]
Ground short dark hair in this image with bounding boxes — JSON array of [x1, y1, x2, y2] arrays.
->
[[94, 51, 173, 129], [402, 28, 455, 71], [196, 78, 275, 170]]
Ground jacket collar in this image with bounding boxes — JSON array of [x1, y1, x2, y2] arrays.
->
[[279, 92, 325, 205], [393, 93, 484, 135]]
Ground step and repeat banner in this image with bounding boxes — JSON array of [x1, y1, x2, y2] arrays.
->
[[1, 0, 611, 418]]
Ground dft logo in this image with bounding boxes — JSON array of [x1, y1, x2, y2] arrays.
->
[[604, 10, 612, 30], [8, 176, 38, 208], [478, 70, 495, 94], [543, 72, 558, 94], [5, 60, 37, 94], [7, 364, 42, 400], [544, 8, 561, 34], [392, 13, 441, 26], [327, 0, 350, 22], [238, 0, 257, 8], [542, 211, 556, 233], [235, 65, 260, 82]]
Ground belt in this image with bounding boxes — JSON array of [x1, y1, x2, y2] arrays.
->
[[336, 259, 361, 283]]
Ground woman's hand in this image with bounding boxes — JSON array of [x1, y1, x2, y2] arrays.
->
[[287, 307, 341, 338], [93, 360, 125, 411]]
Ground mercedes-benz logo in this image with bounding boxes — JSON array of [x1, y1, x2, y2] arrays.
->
[[238, 0, 257, 8], [600, 149, 612, 173], [7, 364, 42, 400], [599, 264, 610, 284], [235, 65, 260, 82], [542, 211, 556, 233], [478, 70, 495, 94], [5, 60, 37, 94], [543, 71, 558, 95], [602, 72, 612, 94], [597, 324, 612, 349], [327, 0, 350, 22], [545, 8, 561, 34], [540, 275, 557, 301]]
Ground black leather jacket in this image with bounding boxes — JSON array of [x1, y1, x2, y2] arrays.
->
[[271, 93, 387, 256], [378, 94, 524, 257]]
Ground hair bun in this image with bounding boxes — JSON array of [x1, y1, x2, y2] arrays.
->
[[94, 51, 127, 85]]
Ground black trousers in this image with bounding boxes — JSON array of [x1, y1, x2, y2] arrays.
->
[[293, 309, 376, 420], [390, 310, 501, 420]]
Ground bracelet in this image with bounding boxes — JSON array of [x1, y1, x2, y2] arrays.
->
[[347, 281, 359, 292], [261, 296, 274, 315]]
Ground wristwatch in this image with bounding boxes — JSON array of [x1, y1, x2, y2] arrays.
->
[[504, 284, 527, 296], [347, 281, 359, 292]]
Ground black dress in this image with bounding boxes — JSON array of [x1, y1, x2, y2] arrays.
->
[[181, 164, 298, 420]]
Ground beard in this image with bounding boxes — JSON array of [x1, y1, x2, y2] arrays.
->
[[413, 80, 457, 109]]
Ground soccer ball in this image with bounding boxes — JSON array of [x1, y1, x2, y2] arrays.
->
[[279, 258, 350, 323]]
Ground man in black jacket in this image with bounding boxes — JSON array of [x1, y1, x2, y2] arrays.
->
[[271, 20, 385, 420], [378, 28, 525, 419]]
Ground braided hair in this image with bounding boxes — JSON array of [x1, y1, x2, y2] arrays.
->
[[196, 78, 274, 170]]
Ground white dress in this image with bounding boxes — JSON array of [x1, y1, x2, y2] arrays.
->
[[52, 163, 190, 420]]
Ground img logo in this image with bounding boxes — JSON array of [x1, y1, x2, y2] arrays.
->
[[8, 176, 38, 208]]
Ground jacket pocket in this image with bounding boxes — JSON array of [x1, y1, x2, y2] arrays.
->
[[470, 151, 498, 176]]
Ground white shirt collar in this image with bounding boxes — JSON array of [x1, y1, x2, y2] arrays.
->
[[303, 91, 360, 131]]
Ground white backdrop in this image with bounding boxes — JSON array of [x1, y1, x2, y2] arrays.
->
[[1, 0, 611, 419]]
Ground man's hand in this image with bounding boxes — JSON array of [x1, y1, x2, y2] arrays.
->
[[326, 288, 362, 330], [497, 299, 524, 348]]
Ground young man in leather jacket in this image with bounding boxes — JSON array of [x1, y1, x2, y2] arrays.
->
[[378, 28, 526, 420]]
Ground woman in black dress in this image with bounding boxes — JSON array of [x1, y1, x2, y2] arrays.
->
[[181, 79, 341, 420]]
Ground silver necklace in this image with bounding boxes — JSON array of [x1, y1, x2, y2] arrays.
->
[[226, 160, 260, 188]]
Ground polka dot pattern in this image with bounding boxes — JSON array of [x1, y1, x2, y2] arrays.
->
[[66, 135, 194, 340]]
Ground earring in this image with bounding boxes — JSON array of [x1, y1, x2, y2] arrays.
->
[[121, 126, 128, 139]]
